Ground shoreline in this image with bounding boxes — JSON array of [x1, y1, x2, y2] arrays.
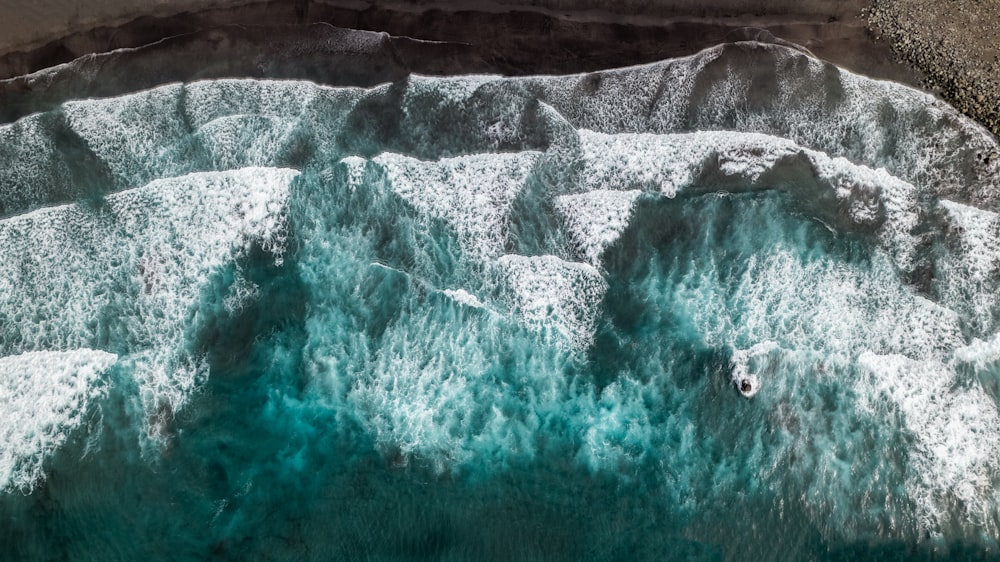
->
[[0, 0, 918, 83], [0, 0, 873, 55], [0, 0, 996, 139], [866, 0, 1000, 138]]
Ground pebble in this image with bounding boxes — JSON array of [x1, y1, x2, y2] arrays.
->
[[865, 0, 999, 137]]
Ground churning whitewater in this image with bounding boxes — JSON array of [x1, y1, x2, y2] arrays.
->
[[2, 41, 1000, 560]]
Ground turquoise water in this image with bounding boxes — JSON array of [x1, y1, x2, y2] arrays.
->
[[2, 43, 1000, 560]]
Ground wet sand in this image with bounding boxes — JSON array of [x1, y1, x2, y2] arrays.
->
[[0, 0, 916, 83], [0, 0, 996, 137]]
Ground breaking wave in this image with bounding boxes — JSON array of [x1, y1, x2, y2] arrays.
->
[[2, 41, 1000, 560]]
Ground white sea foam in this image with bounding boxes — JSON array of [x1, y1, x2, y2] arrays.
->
[[345, 293, 568, 473], [338, 155, 369, 188], [574, 129, 813, 205], [402, 75, 558, 152], [954, 333, 1000, 371], [64, 85, 191, 189], [375, 152, 540, 257], [934, 200, 1000, 336], [183, 79, 351, 170], [0, 349, 117, 492], [578, 130, 906, 201], [857, 352, 1000, 535], [402, 75, 492, 110], [373, 74, 544, 156], [531, 53, 709, 135], [554, 189, 642, 266], [182, 79, 319, 129], [441, 288, 486, 309], [0, 167, 297, 420], [832, 68, 999, 207], [492, 254, 607, 350], [0, 114, 74, 216], [571, 129, 922, 269], [576, 130, 772, 197], [531, 42, 1000, 207], [681, 246, 963, 364], [1, 80, 361, 217], [812, 155, 922, 270], [193, 115, 299, 169], [730, 341, 780, 398]]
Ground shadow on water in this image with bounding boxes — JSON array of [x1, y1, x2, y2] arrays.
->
[[189, 241, 309, 384], [2, 102, 996, 561]]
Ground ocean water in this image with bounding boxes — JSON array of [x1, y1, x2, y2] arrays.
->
[[2, 41, 1000, 560]]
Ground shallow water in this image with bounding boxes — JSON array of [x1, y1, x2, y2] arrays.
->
[[2, 40, 1000, 560]]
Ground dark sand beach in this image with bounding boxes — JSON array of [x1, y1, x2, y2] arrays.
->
[[0, 0, 915, 83], [2, 0, 995, 136]]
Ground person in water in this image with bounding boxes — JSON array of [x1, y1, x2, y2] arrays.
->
[[740, 379, 752, 393]]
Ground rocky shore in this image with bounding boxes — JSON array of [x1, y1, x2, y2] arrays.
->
[[866, 0, 1000, 138]]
